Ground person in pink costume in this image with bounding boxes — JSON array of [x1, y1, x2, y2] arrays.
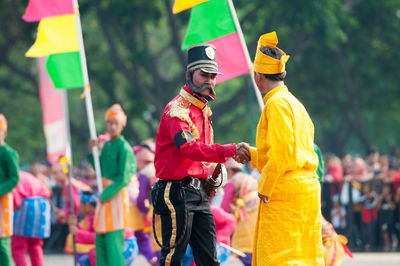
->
[[11, 170, 50, 266], [65, 191, 97, 256]]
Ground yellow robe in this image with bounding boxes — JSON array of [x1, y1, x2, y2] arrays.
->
[[249, 85, 324, 265]]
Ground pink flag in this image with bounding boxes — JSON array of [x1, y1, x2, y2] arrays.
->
[[182, 0, 250, 84], [23, 0, 74, 22], [37, 58, 68, 163], [209, 33, 249, 84]]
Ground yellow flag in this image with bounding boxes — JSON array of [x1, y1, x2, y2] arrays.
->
[[173, 0, 210, 14], [25, 14, 79, 58]]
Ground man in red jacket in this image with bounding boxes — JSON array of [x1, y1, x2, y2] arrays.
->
[[152, 43, 248, 266]]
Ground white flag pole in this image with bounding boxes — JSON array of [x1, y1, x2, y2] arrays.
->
[[62, 90, 73, 163], [219, 242, 246, 257], [227, 0, 264, 111], [72, 0, 103, 193]]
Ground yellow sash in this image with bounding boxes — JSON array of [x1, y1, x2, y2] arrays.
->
[[0, 192, 13, 237], [64, 234, 95, 254]]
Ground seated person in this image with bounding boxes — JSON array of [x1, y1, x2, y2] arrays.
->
[[65, 191, 138, 266]]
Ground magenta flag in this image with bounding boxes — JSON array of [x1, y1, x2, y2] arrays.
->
[[182, 0, 249, 84], [23, 0, 74, 22], [37, 58, 68, 163], [208, 33, 248, 84]]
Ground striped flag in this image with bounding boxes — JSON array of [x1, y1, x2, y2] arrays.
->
[[24, 2, 83, 89], [23, 0, 103, 194]]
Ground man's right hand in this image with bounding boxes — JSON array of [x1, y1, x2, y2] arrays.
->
[[89, 139, 98, 151], [234, 142, 250, 164]]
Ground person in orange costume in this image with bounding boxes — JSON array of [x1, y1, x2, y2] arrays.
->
[[88, 104, 136, 266], [236, 32, 324, 265]]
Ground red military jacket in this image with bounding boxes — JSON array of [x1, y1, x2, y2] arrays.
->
[[155, 85, 236, 181]]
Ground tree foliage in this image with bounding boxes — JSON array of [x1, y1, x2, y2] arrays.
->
[[0, 0, 399, 164]]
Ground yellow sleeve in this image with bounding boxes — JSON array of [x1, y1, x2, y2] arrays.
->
[[258, 99, 294, 197], [249, 146, 258, 169]]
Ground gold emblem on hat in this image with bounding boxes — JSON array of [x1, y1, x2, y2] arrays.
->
[[205, 47, 215, 60]]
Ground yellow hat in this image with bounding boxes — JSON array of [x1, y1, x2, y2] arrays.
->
[[0, 114, 7, 131], [105, 104, 127, 127], [253, 31, 290, 74]]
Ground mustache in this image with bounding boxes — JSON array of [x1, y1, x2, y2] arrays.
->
[[199, 83, 213, 91]]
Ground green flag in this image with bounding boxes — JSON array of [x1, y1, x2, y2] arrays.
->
[[182, 0, 236, 50], [46, 52, 83, 89]]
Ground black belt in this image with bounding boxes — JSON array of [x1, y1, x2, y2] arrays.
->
[[183, 176, 203, 190], [160, 176, 203, 190]]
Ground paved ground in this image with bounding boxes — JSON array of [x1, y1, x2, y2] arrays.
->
[[341, 253, 400, 266], [39, 252, 400, 266]]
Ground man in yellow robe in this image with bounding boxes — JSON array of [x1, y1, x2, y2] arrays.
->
[[239, 32, 324, 265]]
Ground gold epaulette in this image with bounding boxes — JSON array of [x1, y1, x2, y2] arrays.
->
[[167, 97, 200, 139]]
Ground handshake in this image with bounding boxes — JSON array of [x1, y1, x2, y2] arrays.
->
[[233, 142, 251, 164]]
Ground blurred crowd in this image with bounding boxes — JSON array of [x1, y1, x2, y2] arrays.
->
[[321, 149, 400, 252], [25, 160, 98, 253], [20, 145, 400, 263], [19, 138, 259, 265]]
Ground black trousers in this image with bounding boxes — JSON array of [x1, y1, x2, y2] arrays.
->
[[151, 179, 219, 266]]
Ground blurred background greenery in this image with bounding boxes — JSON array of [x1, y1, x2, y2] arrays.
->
[[1, 0, 400, 164]]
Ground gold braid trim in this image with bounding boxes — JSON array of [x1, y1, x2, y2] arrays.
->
[[202, 106, 213, 144], [179, 89, 206, 109], [167, 97, 200, 140]]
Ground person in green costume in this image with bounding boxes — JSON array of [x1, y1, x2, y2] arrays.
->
[[88, 104, 137, 266], [0, 113, 20, 266]]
